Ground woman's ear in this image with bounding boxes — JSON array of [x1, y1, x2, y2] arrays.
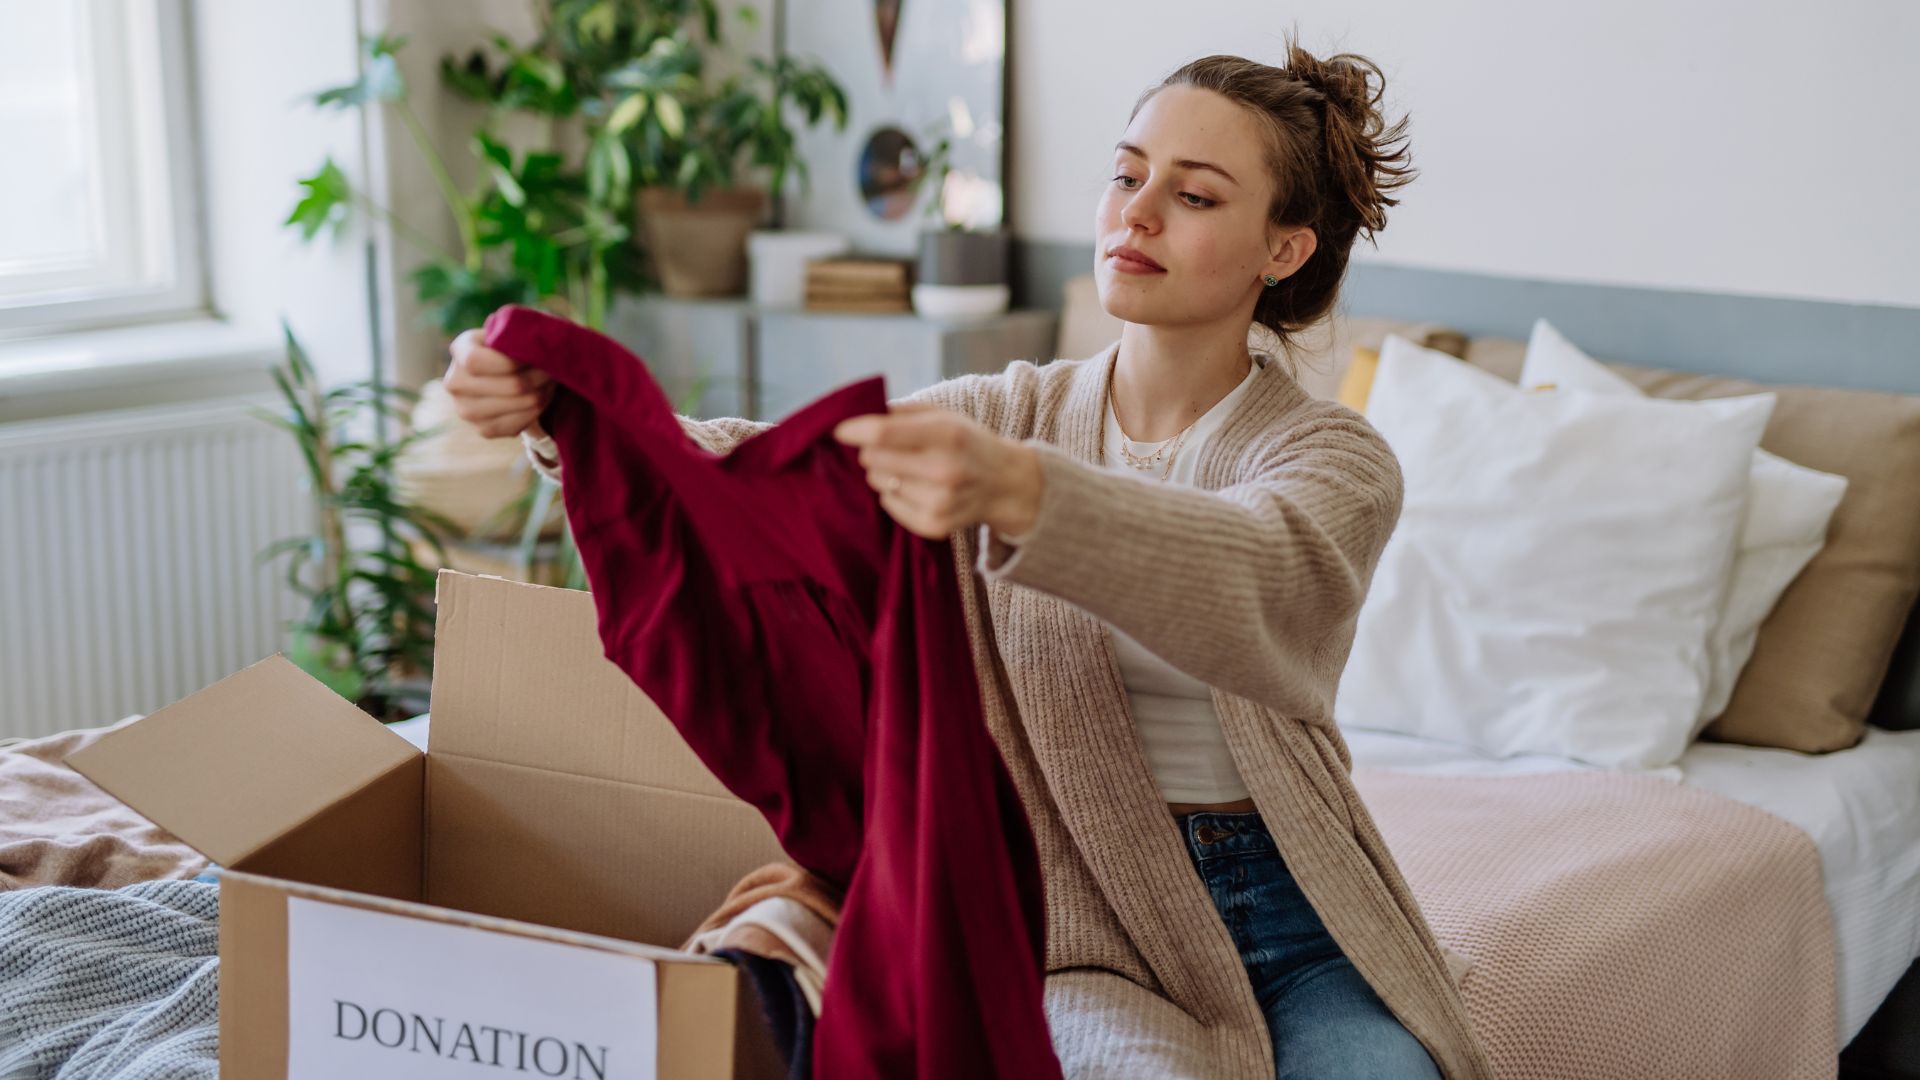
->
[[1266, 225, 1317, 281]]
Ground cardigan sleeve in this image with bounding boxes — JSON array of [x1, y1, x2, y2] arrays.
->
[[974, 408, 1405, 718]]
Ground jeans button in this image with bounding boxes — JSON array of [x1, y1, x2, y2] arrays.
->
[[1194, 824, 1231, 845]]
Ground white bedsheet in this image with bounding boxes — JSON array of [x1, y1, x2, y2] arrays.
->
[[1342, 723, 1920, 1043]]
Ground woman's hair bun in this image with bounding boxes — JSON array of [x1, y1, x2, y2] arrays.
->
[[1281, 38, 1412, 240]]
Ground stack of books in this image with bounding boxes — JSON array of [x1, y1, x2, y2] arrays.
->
[[804, 257, 913, 313]]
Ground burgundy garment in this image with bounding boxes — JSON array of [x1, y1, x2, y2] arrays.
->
[[482, 306, 1061, 1080]]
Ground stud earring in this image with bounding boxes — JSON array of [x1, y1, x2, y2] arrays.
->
[[1262, 274, 1279, 287]]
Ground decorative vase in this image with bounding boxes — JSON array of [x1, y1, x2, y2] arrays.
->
[[911, 227, 1011, 321], [636, 187, 767, 298]]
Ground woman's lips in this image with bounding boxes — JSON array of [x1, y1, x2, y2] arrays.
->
[[1107, 253, 1166, 275]]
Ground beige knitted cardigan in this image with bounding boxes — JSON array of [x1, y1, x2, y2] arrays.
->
[[524, 340, 1494, 1079]]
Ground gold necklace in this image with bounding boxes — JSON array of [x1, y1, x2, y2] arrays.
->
[[1104, 365, 1198, 481]]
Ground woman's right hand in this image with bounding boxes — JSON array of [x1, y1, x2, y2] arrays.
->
[[446, 328, 556, 439]]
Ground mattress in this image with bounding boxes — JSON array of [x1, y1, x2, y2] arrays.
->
[[1341, 723, 1920, 1043]]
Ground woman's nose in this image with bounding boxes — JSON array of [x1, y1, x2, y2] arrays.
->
[[1120, 188, 1161, 232]]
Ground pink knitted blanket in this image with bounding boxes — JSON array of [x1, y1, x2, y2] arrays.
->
[[1352, 767, 1837, 1079]]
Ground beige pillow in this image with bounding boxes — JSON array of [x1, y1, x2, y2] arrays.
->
[[1463, 336, 1920, 752]]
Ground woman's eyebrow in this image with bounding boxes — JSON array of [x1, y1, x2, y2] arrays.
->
[[1114, 141, 1239, 186]]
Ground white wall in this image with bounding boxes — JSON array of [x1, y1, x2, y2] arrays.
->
[[193, 0, 377, 387], [1011, 0, 1920, 309]]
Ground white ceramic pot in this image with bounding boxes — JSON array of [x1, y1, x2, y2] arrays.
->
[[748, 230, 852, 307], [910, 282, 1010, 321]]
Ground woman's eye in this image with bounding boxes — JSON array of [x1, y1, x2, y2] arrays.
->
[[1110, 175, 1212, 208]]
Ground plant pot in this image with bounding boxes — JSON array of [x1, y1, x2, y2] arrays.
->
[[915, 227, 1009, 287], [637, 187, 767, 298], [912, 228, 1011, 320]]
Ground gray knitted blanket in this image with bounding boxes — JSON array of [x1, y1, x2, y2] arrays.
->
[[0, 879, 219, 1079]]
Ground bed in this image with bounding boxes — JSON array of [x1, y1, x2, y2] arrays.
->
[[1343, 723, 1920, 1048]]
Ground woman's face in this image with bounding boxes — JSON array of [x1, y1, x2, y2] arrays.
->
[[1095, 85, 1288, 329]]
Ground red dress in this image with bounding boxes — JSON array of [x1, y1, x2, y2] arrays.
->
[[482, 306, 1061, 1079]]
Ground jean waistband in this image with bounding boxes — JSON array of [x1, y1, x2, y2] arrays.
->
[[1176, 809, 1278, 861]]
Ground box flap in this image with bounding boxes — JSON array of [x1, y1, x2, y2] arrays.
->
[[428, 570, 732, 798], [67, 654, 421, 868]]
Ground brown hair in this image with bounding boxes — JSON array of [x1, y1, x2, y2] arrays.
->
[[1134, 33, 1415, 356]]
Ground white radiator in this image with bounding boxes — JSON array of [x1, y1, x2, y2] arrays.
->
[[0, 396, 314, 740]]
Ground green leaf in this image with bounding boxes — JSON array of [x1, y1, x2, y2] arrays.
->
[[578, 2, 617, 43], [408, 263, 536, 334], [439, 51, 497, 103], [607, 92, 648, 134], [282, 320, 318, 385], [284, 158, 353, 241], [314, 34, 409, 108], [586, 130, 631, 204], [473, 133, 527, 207], [654, 93, 685, 139], [257, 535, 323, 568], [513, 51, 566, 94]]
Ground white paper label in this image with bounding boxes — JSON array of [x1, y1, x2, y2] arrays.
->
[[286, 897, 657, 1080]]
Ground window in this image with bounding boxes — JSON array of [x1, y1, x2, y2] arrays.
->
[[0, 0, 204, 337]]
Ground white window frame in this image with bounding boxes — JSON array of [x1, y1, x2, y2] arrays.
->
[[0, 0, 206, 338]]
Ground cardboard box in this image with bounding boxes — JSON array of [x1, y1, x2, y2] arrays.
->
[[70, 570, 792, 1079]]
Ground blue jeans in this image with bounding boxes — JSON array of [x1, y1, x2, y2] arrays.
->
[[1178, 810, 1442, 1080]]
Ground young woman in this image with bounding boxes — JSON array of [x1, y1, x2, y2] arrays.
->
[[449, 36, 1490, 1080]]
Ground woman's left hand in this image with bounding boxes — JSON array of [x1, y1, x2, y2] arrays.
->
[[832, 402, 1044, 541]]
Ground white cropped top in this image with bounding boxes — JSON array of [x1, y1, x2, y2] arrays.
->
[[1107, 354, 1265, 802]]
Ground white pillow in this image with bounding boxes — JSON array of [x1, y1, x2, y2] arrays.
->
[[1520, 320, 1847, 732], [1337, 335, 1776, 770]]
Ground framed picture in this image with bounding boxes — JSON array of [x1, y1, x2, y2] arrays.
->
[[778, 0, 1007, 255]]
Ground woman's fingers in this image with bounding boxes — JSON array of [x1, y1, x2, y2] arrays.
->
[[473, 411, 541, 439], [452, 333, 517, 376], [833, 408, 960, 450], [448, 369, 545, 399], [456, 393, 546, 422], [857, 444, 945, 479], [444, 329, 554, 439], [450, 334, 549, 386]]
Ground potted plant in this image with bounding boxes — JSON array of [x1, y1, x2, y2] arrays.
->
[[288, 33, 645, 338], [581, 3, 849, 296], [254, 324, 456, 721], [287, 30, 644, 591]]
